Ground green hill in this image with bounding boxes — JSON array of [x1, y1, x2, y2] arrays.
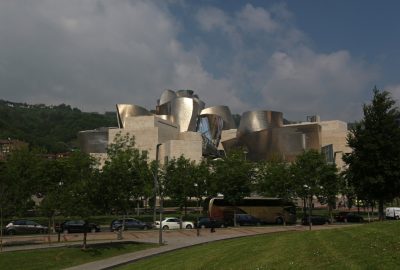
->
[[0, 100, 117, 153]]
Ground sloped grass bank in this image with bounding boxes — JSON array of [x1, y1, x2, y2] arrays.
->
[[0, 242, 156, 270], [119, 222, 400, 270]]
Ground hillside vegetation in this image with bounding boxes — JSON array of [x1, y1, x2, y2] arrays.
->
[[0, 100, 117, 152]]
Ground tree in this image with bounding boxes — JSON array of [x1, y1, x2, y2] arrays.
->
[[163, 156, 196, 218], [255, 159, 294, 201], [98, 133, 150, 215], [291, 149, 339, 228], [210, 150, 253, 226], [56, 151, 98, 249], [191, 159, 212, 212], [344, 87, 400, 220], [317, 162, 340, 223], [0, 147, 42, 217]]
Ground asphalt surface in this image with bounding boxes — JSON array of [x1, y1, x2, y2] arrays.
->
[[1, 224, 359, 270]]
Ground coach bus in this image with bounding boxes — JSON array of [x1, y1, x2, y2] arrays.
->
[[208, 197, 297, 225]]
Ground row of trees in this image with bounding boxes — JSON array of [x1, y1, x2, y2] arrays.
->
[[0, 134, 340, 222]]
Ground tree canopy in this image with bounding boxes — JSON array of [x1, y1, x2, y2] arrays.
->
[[344, 87, 400, 219], [0, 100, 117, 153]]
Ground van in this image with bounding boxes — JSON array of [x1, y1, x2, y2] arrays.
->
[[385, 207, 400, 220]]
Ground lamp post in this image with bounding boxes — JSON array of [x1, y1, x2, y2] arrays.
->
[[194, 183, 200, 237], [303, 184, 312, 231], [153, 143, 163, 245]]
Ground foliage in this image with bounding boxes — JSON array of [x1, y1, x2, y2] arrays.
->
[[0, 147, 43, 217], [344, 87, 400, 218], [0, 100, 117, 153], [163, 156, 196, 214], [255, 158, 294, 201], [291, 149, 339, 218], [95, 133, 151, 215], [210, 150, 253, 205]]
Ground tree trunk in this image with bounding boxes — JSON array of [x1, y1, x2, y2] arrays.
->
[[308, 196, 312, 231], [303, 197, 307, 218], [0, 207, 3, 252], [378, 199, 384, 221], [184, 201, 187, 216], [233, 208, 237, 227], [82, 231, 87, 250], [48, 217, 52, 245]]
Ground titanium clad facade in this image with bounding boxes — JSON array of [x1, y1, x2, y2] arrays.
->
[[116, 104, 152, 128], [78, 128, 109, 153], [237, 111, 283, 138], [159, 89, 177, 105], [171, 97, 200, 132], [79, 89, 339, 164], [200, 106, 236, 130]]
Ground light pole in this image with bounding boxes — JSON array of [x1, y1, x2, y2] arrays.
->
[[152, 143, 163, 245], [303, 184, 312, 231], [194, 183, 200, 236], [152, 145, 160, 224]]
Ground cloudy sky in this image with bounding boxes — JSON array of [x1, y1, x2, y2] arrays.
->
[[1, 0, 400, 122]]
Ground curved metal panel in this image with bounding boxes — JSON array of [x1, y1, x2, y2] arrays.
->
[[193, 97, 205, 113], [176, 89, 194, 98], [171, 97, 199, 132], [201, 106, 236, 130], [78, 128, 109, 153], [156, 102, 172, 115], [197, 115, 224, 147], [159, 89, 177, 105], [156, 114, 175, 123], [237, 110, 283, 138], [116, 104, 152, 128]]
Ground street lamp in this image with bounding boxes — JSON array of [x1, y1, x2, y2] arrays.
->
[[152, 143, 163, 245], [194, 183, 200, 237], [303, 184, 312, 230]]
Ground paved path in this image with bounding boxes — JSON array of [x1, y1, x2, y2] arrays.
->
[[62, 224, 356, 270]]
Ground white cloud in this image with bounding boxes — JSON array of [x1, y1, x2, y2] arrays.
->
[[237, 4, 278, 33], [195, 4, 378, 121]]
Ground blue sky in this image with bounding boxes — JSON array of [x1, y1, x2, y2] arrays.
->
[[1, 0, 400, 122]]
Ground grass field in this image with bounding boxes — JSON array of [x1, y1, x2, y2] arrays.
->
[[0, 241, 156, 270], [118, 221, 400, 270]]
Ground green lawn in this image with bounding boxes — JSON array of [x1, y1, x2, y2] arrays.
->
[[0, 242, 156, 270], [118, 222, 400, 270]]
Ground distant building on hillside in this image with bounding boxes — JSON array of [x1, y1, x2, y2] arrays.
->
[[0, 139, 28, 160]]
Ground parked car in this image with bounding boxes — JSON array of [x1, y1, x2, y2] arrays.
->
[[110, 218, 153, 231], [57, 220, 101, 233], [235, 214, 261, 226], [385, 207, 400, 220], [301, 215, 330, 225], [196, 217, 228, 228], [334, 212, 364, 223], [5, 220, 48, 235], [154, 217, 194, 230]]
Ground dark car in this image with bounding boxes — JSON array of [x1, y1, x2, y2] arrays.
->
[[301, 215, 330, 225], [57, 220, 100, 233], [196, 217, 228, 228], [235, 214, 261, 226], [5, 220, 48, 235], [334, 212, 364, 223], [110, 218, 153, 231]]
